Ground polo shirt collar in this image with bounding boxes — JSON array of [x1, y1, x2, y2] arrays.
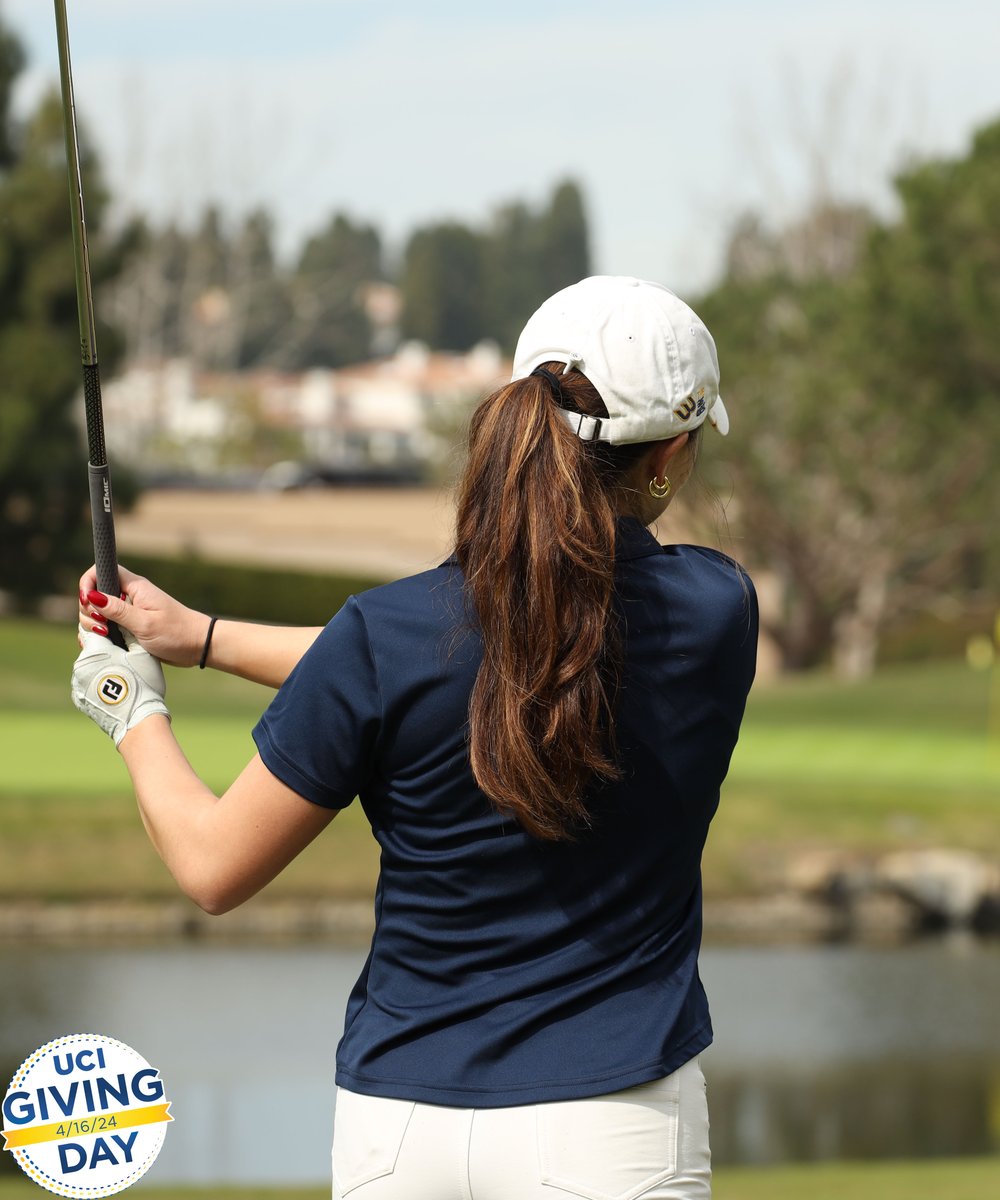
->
[[614, 517, 665, 561], [443, 516, 664, 568]]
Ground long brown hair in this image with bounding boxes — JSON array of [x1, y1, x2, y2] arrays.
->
[[455, 365, 648, 840]]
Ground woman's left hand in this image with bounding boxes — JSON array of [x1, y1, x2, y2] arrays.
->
[[71, 632, 171, 747]]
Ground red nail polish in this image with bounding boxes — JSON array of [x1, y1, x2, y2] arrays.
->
[[93, 625, 108, 637], [79, 590, 88, 606], [87, 590, 108, 608]]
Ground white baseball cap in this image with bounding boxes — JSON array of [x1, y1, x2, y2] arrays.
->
[[512, 275, 729, 443]]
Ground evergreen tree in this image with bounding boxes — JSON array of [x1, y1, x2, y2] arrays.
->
[[0, 15, 23, 168], [400, 222, 487, 350], [283, 212, 382, 367], [228, 208, 293, 368], [401, 180, 591, 353], [482, 201, 545, 353], [482, 180, 591, 352], [537, 179, 590, 293], [0, 57, 125, 607]]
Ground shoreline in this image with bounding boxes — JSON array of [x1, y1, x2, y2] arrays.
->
[[1, 893, 994, 947]]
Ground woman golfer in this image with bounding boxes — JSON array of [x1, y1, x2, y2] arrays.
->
[[74, 276, 757, 1199]]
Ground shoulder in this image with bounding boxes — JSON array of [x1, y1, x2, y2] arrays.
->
[[647, 543, 755, 609], [349, 561, 464, 624], [684, 545, 756, 635], [672, 544, 755, 601], [269, 566, 463, 724], [316, 562, 468, 671], [664, 547, 758, 691], [630, 542, 757, 658]]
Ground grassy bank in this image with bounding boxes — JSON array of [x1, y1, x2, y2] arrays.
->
[[717, 1156, 1000, 1198], [2, 1156, 1000, 1198], [0, 617, 997, 902]]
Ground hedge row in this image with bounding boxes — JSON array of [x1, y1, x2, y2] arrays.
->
[[125, 555, 388, 627], [122, 554, 992, 664], [878, 604, 997, 665]]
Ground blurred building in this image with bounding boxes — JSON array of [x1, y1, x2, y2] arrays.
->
[[97, 340, 508, 483]]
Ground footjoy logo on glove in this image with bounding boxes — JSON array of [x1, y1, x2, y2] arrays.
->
[[97, 676, 129, 706], [2, 1034, 172, 1197]]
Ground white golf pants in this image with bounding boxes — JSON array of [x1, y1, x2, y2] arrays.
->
[[332, 1055, 711, 1200]]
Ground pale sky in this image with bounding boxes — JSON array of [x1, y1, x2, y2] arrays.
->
[[5, 0, 1000, 292]]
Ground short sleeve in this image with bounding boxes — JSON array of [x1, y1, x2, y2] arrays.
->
[[731, 568, 759, 694], [716, 566, 759, 725], [252, 596, 381, 809]]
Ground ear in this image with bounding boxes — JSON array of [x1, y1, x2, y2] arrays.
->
[[648, 432, 690, 480]]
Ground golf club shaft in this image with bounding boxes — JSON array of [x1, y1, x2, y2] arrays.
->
[[54, 0, 126, 647]]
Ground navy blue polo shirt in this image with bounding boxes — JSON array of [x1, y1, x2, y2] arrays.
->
[[253, 518, 757, 1107]]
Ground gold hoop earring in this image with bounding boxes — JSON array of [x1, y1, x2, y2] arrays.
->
[[648, 474, 671, 499]]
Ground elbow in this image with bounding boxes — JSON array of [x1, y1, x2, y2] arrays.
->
[[177, 868, 250, 917], [190, 890, 237, 918], [163, 828, 261, 916]]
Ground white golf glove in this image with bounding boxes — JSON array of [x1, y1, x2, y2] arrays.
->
[[72, 631, 171, 747]]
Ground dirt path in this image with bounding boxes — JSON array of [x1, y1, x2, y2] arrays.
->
[[116, 486, 778, 674], [116, 487, 458, 579]]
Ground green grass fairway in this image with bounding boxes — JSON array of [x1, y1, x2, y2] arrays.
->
[[710, 656, 1000, 892], [1, 1156, 998, 1199], [0, 617, 997, 901], [0, 619, 379, 901], [714, 1156, 1000, 1199]]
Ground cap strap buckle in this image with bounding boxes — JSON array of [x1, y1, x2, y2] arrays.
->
[[577, 413, 602, 441], [561, 411, 603, 442]]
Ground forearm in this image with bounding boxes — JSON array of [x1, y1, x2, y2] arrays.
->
[[119, 716, 335, 914], [119, 715, 232, 912], [202, 619, 322, 688]]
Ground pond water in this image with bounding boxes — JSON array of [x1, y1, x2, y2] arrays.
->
[[2, 938, 999, 1184]]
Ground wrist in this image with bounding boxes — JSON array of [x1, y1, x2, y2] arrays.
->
[[118, 710, 172, 755], [198, 616, 219, 670], [178, 607, 210, 668]]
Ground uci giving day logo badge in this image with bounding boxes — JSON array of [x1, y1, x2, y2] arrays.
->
[[2, 1034, 172, 1197]]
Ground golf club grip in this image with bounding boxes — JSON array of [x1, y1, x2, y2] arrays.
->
[[87, 461, 126, 651], [83, 360, 108, 466]]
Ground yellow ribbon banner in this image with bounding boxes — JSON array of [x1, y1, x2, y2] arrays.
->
[[3, 1103, 172, 1150]]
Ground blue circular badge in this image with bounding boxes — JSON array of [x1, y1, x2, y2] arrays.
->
[[2, 1034, 173, 1197]]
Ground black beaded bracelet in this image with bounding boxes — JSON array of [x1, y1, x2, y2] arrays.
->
[[198, 617, 218, 670]]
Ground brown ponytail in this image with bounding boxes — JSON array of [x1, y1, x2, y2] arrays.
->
[[455, 365, 647, 840]]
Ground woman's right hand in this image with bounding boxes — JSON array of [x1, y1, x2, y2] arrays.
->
[[78, 565, 210, 668]]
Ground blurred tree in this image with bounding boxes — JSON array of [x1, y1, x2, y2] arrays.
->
[[860, 119, 1000, 613], [282, 212, 382, 367], [481, 180, 591, 352], [482, 200, 542, 352], [698, 265, 869, 673], [0, 15, 24, 168], [226, 208, 292, 368], [862, 121, 1000, 426], [537, 179, 590, 291], [108, 219, 190, 361], [180, 206, 231, 365], [106, 180, 591, 367], [105, 207, 285, 369], [0, 64, 129, 608], [400, 221, 487, 350], [108, 207, 384, 371], [701, 120, 1000, 676], [403, 180, 591, 353]]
